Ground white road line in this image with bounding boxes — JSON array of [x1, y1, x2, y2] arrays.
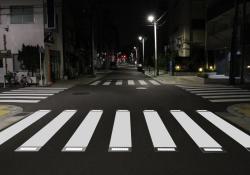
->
[[0, 110, 50, 145], [0, 96, 47, 99], [62, 110, 103, 152], [177, 85, 229, 89], [109, 110, 132, 152], [2, 92, 56, 94], [190, 90, 248, 94], [197, 110, 250, 151], [16, 110, 76, 152], [203, 95, 250, 99], [90, 81, 101, 86], [149, 80, 160, 85], [196, 92, 250, 96], [21, 87, 67, 90], [210, 99, 250, 103], [144, 110, 176, 152], [170, 110, 223, 152], [0, 100, 40, 103], [186, 88, 241, 91], [103, 81, 112, 86], [0, 94, 53, 96], [10, 90, 62, 93], [138, 80, 147, 85], [115, 80, 123, 86], [128, 80, 135, 85]]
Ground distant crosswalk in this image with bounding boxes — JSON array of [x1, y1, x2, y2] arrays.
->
[[0, 87, 68, 104], [0, 109, 250, 152], [177, 85, 250, 103], [90, 79, 161, 86]]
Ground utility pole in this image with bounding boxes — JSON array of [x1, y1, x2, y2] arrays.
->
[[3, 34, 7, 88], [229, 0, 240, 85], [204, 0, 209, 70], [154, 21, 158, 76], [240, 0, 247, 84], [91, 14, 96, 77]]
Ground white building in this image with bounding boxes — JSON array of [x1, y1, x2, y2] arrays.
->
[[0, 0, 64, 85]]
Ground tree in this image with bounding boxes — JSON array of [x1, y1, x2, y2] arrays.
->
[[18, 44, 40, 76]]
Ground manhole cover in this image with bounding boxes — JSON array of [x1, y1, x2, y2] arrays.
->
[[72, 92, 90, 95]]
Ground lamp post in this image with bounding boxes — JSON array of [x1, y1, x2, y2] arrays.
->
[[138, 36, 145, 66], [147, 15, 158, 76], [133, 46, 138, 64]]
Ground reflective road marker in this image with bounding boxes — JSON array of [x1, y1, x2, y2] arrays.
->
[[0, 100, 40, 103], [149, 80, 160, 85], [139, 80, 147, 85], [115, 80, 123, 86], [144, 110, 176, 152], [0, 110, 50, 145], [170, 110, 223, 152], [197, 110, 250, 151], [16, 110, 76, 152], [109, 110, 132, 152], [62, 110, 103, 152], [90, 81, 101, 86], [128, 80, 135, 86]]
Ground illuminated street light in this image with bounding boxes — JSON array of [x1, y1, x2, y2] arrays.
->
[[147, 14, 158, 76], [147, 15, 155, 23]]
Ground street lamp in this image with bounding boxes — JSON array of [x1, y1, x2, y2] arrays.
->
[[138, 36, 145, 66], [147, 15, 158, 76]]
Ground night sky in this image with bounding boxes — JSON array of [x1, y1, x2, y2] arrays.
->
[[69, 0, 167, 55]]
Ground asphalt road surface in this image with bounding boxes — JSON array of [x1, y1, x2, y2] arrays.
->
[[0, 66, 250, 175]]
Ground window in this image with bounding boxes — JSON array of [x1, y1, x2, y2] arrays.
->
[[10, 6, 34, 24]]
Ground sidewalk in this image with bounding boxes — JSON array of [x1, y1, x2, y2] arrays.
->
[[145, 69, 205, 85], [49, 70, 112, 88], [0, 105, 24, 130]]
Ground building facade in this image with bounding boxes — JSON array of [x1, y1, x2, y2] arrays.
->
[[167, 0, 206, 71], [0, 0, 64, 85], [207, 0, 250, 81]]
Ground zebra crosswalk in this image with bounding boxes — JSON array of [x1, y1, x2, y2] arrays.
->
[[177, 85, 250, 103], [0, 109, 250, 152], [0, 87, 68, 104], [90, 79, 161, 86]]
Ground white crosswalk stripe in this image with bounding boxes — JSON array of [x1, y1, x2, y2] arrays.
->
[[144, 110, 176, 152], [115, 80, 123, 86], [0, 109, 248, 152], [197, 110, 250, 151], [109, 110, 132, 152], [0, 110, 50, 146], [177, 85, 250, 103], [16, 110, 76, 152], [103, 80, 112, 86], [138, 80, 148, 85], [63, 110, 103, 152], [170, 110, 222, 152], [0, 87, 68, 104], [90, 81, 101, 86], [128, 80, 135, 85], [90, 80, 161, 86], [149, 80, 160, 85]]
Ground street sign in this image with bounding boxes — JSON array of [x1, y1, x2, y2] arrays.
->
[[0, 50, 12, 58]]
